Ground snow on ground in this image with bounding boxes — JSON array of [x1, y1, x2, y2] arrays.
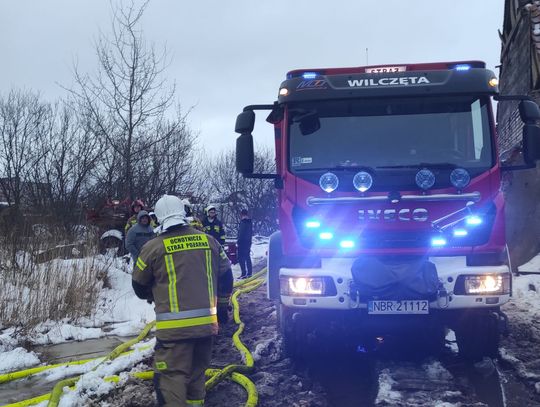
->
[[0, 238, 268, 379], [376, 370, 402, 404], [231, 236, 268, 279], [514, 252, 540, 319], [30, 323, 103, 345], [0, 253, 154, 375], [92, 255, 154, 335], [56, 341, 154, 407], [498, 252, 540, 396], [0, 347, 40, 373], [517, 252, 540, 273]]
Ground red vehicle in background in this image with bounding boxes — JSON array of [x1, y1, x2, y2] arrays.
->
[[86, 198, 132, 255], [224, 237, 238, 265], [234, 61, 540, 360]]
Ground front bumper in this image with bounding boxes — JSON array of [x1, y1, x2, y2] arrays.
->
[[279, 256, 511, 310]]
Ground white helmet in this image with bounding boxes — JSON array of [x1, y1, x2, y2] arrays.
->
[[154, 195, 187, 231], [181, 199, 194, 220]]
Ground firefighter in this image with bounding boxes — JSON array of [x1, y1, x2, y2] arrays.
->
[[125, 199, 145, 233], [183, 199, 204, 231], [202, 204, 226, 246], [132, 195, 233, 406]]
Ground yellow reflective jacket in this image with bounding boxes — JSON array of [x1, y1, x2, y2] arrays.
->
[[132, 225, 232, 341]]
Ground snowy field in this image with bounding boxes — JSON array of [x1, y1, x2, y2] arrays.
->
[[0, 237, 269, 375]]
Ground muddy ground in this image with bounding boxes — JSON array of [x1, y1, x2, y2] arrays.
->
[[97, 281, 327, 407], [93, 279, 540, 407]]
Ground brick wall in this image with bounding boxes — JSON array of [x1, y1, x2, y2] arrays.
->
[[499, 1, 540, 270]]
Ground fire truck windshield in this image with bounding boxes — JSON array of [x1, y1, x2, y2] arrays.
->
[[288, 96, 493, 172]]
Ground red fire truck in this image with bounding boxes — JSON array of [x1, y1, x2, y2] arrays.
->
[[234, 61, 540, 360]]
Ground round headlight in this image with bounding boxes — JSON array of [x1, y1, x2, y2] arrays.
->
[[319, 172, 339, 193], [353, 171, 373, 193], [415, 169, 435, 190], [450, 168, 470, 189]]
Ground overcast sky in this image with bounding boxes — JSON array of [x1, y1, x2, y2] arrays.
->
[[0, 0, 505, 155]]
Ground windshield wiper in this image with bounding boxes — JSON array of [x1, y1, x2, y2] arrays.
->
[[377, 162, 457, 169]]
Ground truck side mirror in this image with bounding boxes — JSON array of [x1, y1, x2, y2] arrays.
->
[[236, 133, 254, 174], [235, 111, 255, 134], [519, 100, 540, 123], [523, 124, 540, 164]]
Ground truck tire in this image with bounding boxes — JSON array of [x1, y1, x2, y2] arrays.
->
[[455, 311, 500, 361], [278, 302, 305, 360], [267, 232, 283, 300], [424, 322, 447, 356]]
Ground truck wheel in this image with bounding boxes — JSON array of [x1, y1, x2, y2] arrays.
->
[[278, 303, 305, 360], [455, 311, 500, 361], [267, 232, 283, 300]]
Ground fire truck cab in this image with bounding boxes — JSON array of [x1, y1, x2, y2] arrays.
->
[[234, 61, 540, 360]]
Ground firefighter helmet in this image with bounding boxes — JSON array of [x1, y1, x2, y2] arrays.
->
[[154, 195, 187, 230], [182, 199, 194, 218], [205, 204, 217, 214], [131, 199, 145, 211]]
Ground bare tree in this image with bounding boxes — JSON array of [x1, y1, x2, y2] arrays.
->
[[0, 90, 47, 215], [68, 0, 194, 201], [28, 101, 103, 226], [207, 148, 278, 236]]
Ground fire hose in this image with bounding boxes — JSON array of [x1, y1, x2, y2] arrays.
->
[[0, 268, 267, 407]]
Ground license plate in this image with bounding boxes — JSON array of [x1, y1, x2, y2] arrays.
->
[[365, 66, 406, 73], [368, 300, 429, 315]]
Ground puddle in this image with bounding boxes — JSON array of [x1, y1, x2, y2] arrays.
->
[[0, 336, 137, 404], [32, 336, 130, 364]]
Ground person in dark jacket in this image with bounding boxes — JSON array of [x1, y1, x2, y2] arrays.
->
[[237, 209, 253, 279], [125, 210, 155, 261], [202, 204, 226, 246]]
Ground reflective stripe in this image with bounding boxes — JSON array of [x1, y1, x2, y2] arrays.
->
[[219, 249, 228, 260], [156, 307, 217, 321], [217, 297, 230, 305], [156, 315, 217, 330], [186, 400, 204, 406], [164, 254, 179, 313], [136, 257, 147, 271], [205, 250, 214, 308]]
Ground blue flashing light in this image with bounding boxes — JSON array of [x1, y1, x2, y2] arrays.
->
[[453, 229, 468, 237], [466, 216, 483, 226], [431, 237, 447, 247], [340, 240, 355, 249], [302, 72, 318, 79], [306, 220, 321, 229], [454, 64, 471, 71], [319, 232, 334, 240]]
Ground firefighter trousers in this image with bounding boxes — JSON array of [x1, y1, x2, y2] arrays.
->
[[153, 336, 213, 407]]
